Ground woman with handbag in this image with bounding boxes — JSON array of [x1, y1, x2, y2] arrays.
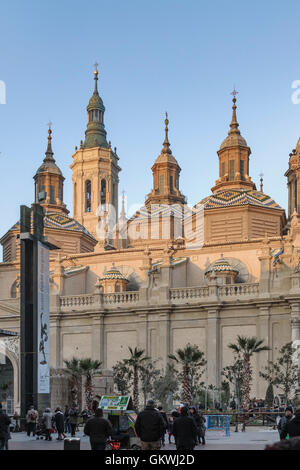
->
[[43, 408, 54, 441]]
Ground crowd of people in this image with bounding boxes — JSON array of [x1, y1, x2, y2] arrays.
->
[[2, 399, 300, 451]]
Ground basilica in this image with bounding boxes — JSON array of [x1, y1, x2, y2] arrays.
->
[[1, 67, 300, 412]]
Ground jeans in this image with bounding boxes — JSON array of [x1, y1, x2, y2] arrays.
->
[[27, 422, 36, 436], [70, 423, 76, 436], [0, 438, 8, 450], [91, 442, 106, 450]]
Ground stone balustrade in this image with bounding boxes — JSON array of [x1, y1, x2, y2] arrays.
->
[[58, 283, 260, 312], [103, 291, 140, 306], [169, 283, 260, 303], [170, 286, 209, 301], [218, 283, 259, 297], [60, 294, 95, 310]]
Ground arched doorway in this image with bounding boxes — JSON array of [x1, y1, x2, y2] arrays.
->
[[0, 355, 14, 414]]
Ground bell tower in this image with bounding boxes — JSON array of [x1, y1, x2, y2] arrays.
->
[[145, 113, 185, 207], [285, 138, 300, 221], [71, 65, 121, 239], [34, 124, 68, 215], [211, 90, 256, 194]]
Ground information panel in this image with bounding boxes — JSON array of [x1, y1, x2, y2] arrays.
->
[[37, 241, 50, 394]]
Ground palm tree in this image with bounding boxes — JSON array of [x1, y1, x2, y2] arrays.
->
[[228, 336, 270, 410], [124, 347, 149, 411], [169, 343, 206, 404], [79, 358, 102, 410], [64, 357, 82, 406]]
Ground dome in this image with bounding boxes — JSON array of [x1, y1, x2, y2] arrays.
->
[[205, 258, 239, 275], [220, 133, 248, 150], [35, 159, 62, 176], [99, 266, 128, 281], [195, 189, 282, 210], [9, 212, 96, 239], [87, 92, 105, 112]]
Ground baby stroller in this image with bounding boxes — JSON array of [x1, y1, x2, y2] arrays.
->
[[35, 418, 55, 440]]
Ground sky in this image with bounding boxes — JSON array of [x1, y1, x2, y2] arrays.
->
[[1, 0, 300, 255]]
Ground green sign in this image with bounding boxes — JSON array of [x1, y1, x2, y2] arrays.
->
[[99, 395, 131, 410]]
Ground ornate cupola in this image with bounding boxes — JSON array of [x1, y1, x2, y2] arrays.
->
[[211, 90, 256, 194], [145, 113, 186, 206], [33, 124, 69, 215], [285, 138, 300, 222], [84, 63, 108, 148]]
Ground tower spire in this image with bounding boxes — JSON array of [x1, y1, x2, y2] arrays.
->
[[229, 88, 240, 135], [84, 64, 108, 148], [162, 112, 171, 154], [44, 121, 55, 161], [93, 62, 99, 93]]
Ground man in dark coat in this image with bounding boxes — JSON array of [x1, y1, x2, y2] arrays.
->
[[172, 406, 197, 450], [278, 406, 293, 440], [281, 407, 300, 439], [84, 408, 112, 450], [157, 406, 168, 447], [135, 399, 165, 450], [0, 403, 11, 450], [55, 407, 66, 440], [69, 404, 79, 437]]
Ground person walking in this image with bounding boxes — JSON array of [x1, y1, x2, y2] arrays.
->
[[26, 405, 38, 437], [84, 408, 112, 450], [69, 404, 79, 437], [198, 411, 206, 445], [189, 406, 201, 445], [157, 406, 168, 447], [42, 408, 53, 441], [0, 403, 11, 451], [167, 411, 178, 444], [172, 406, 197, 451], [281, 407, 300, 439], [135, 399, 165, 450], [277, 406, 293, 440], [64, 405, 71, 434], [55, 407, 66, 440]]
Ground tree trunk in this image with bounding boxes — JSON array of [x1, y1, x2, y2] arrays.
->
[[133, 367, 139, 411], [182, 366, 191, 404], [242, 357, 251, 409]]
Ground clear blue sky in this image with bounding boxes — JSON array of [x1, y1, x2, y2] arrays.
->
[[1, 0, 300, 251]]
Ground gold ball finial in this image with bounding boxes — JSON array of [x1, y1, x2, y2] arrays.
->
[[165, 111, 169, 127]]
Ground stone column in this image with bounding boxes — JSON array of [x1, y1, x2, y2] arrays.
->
[[91, 313, 105, 364], [137, 313, 148, 354], [256, 304, 271, 398], [206, 308, 220, 388], [157, 311, 170, 370]]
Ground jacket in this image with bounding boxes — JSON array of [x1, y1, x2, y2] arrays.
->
[[84, 416, 112, 444], [43, 411, 53, 430], [55, 411, 65, 432], [0, 410, 11, 440], [135, 406, 165, 442], [69, 408, 79, 425], [281, 414, 300, 439], [278, 415, 293, 437], [172, 415, 197, 449], [26, 409, 38, 424]]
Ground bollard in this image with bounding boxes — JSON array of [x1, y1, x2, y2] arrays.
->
[[64, 438, 80, 450]]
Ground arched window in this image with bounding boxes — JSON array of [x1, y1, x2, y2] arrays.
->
[[10, 281, 17, 298], [85, 180, 91, 212], [100, 179, 106, 211]]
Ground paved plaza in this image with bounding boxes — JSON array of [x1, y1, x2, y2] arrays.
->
[[6, 428, 280, 451]]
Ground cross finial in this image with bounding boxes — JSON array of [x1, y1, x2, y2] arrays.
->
[[94, 62, 98, 72], [231, 87, 238, 98], [259, 172, 264, 192], [48, 121, 52, 130]]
